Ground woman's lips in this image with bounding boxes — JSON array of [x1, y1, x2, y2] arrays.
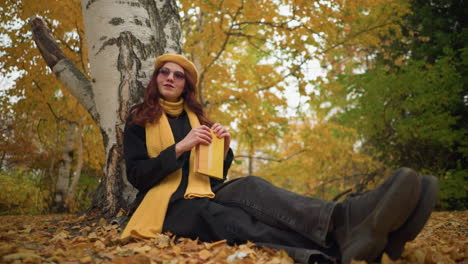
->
[[164, 84, 174, 88]]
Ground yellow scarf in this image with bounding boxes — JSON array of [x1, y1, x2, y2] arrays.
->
[[121, 98, 214, 239]]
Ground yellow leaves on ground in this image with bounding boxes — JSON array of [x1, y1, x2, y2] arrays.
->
[[0, 213, 297, 263], [1, 211, 466, 263], [397, 212, 468, 264]]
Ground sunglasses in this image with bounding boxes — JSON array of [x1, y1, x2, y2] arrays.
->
[[158, 67, 186, 81]]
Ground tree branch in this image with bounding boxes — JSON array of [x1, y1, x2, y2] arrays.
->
[[29, 17, 67, 67], [198, 4, 244, 104], [207, 59, 306, 107], [29, 16, 100, 125], [236, 150, 305, 163], [321, 21, 396, 55]]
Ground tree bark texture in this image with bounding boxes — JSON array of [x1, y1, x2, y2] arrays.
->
[[53, 122, 77, 212], [81, 0, 183, 216], [29, 18, 100, 123], [30, 0, 183, 216], [67, 123, 84, 200]]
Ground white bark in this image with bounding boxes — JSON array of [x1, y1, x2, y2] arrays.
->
[[31, 1, 184, 216], [53, 60, 99, 122], [67, 123, 84, 200], [80, 0, 183, 215], [54, 122, 77, 212], [82, 0, 182, 134]]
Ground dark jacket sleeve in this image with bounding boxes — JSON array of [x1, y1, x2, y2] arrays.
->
[[123, 120, 185, 192]]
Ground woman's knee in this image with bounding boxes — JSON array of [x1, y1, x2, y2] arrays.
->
[[241, 175, 269, 185]]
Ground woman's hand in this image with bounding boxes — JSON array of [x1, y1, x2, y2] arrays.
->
[[212, 123, 231, 158], [175, 125, 212, 158]]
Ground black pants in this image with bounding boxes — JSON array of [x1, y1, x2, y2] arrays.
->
[[163, 176, 338, 263]]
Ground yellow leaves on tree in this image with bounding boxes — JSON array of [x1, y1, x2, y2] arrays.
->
[[179, 0, 411, 179], [1, 0, 414, 203], [256, 117, 382, 200], [0, 0, 103, 211]]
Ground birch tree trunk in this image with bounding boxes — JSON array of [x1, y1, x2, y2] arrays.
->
[[53, 122, 77, 212], [67, 123, 84, 201], [30, 0, 183, 216]]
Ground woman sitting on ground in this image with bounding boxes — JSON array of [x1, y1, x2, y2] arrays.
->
[[121, 53, 438, 264]]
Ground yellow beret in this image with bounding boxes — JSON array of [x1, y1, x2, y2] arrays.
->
[[154, 53, 199, 86]]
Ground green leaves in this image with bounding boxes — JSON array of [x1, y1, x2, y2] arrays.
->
[[340, 56, 463, 170]]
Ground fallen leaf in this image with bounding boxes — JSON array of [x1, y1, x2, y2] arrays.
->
[[381, 253, 396, 264], [88, 232, 98, 240], [3, 252, 41, 261], [80, 255, 93, 263], [172, 245, 181, 255], [99, 218, 107, 226], [204, 239, 227, 249], [154, 233, 170, 246], [198, 249, 212, 260], [94, 240, 106, 249], [133, 245, 152, 254], [53, 248, 66, 256], [98, 252, 115, 260], [21, 225, 33, 233], [440, 245, 454, 254], [16, 248, 38, 254], [0, 243, 16, 255], [73, 242, 94, 249], [410, 249, 426, 264], [114, 255, 151, 264], [116, 208, 126, 217], [22, 243, 42, 250], [227, 250, 247, 263], [239, 244, 256, 256], [51, 231, 68, 241]]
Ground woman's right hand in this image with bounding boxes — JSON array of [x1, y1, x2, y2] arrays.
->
[[175, 125, 212, 158]]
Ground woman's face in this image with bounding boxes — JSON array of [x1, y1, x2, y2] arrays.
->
[[157, 62, 186, 102]]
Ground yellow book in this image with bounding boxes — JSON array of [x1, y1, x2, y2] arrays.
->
[[196, 130, 224, 179]]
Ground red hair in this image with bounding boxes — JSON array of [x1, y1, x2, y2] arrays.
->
[[129, 65, 213, 127]]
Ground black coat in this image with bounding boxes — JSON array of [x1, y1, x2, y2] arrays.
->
[[123, 112, 337, 264], [123, 111, 234, 210]]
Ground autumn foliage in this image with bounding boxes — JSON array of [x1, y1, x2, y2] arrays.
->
[[0, 0, 103, 212], [1, 211, 466, 263], [1, 0, 466, 218], [0, 0, 467, 263]]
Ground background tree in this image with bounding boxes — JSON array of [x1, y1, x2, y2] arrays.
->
[[333, 0, 467, 209], [0, 0, 104, 213], [255, 116, 383, 200], [1, 0, 427, 216], [28, 0, 184, 216], [179, 0, 411, 178], [1, 0, 184, 215]]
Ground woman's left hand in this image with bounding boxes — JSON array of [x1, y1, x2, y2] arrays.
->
[[212, 123, 231, 158]]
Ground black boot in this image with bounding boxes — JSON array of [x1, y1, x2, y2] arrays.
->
[[382, 175, 439, 260], [333, 167, 421, 264]]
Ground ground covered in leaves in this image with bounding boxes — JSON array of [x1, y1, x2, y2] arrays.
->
[[0, 211, 466, 264]]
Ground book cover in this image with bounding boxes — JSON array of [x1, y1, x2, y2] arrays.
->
[[196, 130, 224, 179]]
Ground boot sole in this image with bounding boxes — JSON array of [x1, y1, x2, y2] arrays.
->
[[341, 168, 421, 264], [384, 175, 439, 260]]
